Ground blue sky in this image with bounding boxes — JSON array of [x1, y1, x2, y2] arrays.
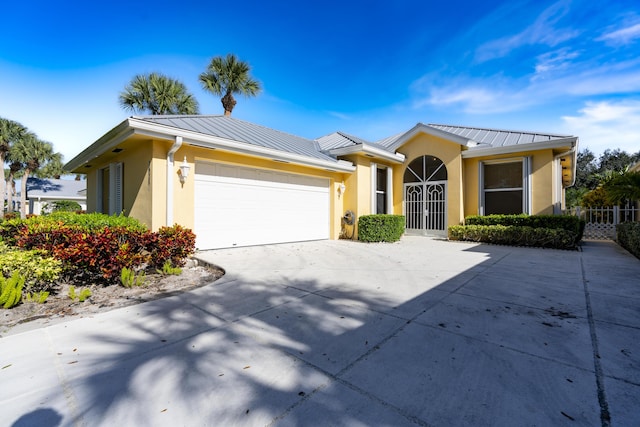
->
[[1, 0, 639, 165]]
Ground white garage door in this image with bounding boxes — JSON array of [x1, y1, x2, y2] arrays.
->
[[194, 162, 330, 249]]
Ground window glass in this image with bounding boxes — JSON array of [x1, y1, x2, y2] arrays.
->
[[485, 191, 523, 215], [376, 193, 387, 214], [404, 156, 447, 183], [484, 162, 522, 189], [376, 168, 386, 191], [376, 167, 387, 213]]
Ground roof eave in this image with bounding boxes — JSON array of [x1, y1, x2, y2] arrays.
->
[[64, 118, 135, 171], [329, 144, 405, 164], [461, 137, 578, 158], [388, 123, 472, 151], [65, 117, 356, 174]]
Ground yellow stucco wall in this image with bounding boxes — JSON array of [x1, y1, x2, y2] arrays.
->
[[147, 142, 347, 238], [80, 129, 566, 240]]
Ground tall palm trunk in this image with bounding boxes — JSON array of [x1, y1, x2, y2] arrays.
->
[[221, 91, 237, 116], [19, 169, 31, 218]]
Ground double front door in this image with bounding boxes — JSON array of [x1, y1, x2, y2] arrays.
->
[[404, 181, 447, 235]]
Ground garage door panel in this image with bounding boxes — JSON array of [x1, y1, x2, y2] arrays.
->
[[195, 163, 329, 249]]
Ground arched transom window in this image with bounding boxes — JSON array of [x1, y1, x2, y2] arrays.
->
[[403, 156, 447, 183]]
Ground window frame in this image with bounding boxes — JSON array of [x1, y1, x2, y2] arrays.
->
[[479, 157, 532, 215], [97, 162, 123, 215], [371, 163, 393, 214]]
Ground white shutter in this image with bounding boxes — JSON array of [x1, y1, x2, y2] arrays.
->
[[109, 162, 123, 215]]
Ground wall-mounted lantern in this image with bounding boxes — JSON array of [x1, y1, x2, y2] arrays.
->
[[338, 181, 346, 198], [179, 156, 190, 184]]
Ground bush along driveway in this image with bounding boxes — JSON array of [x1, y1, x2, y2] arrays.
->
[[1, 237, 639, 426]]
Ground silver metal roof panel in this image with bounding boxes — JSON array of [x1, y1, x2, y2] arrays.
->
[[136, 115, 338, 163]]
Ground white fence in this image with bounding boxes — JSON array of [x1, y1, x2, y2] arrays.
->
[[565, 206, 639, 240]]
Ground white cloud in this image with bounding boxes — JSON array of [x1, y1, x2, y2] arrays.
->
[[597, 22, 640, 46], [561, 101, 640, 155], [412, 55, 640, 115], [532, 48, 580, 80], [475, 0, 579, 62]]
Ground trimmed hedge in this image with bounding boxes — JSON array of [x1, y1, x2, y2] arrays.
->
[[449, 214, 585, 249], [617, 222, 640, 259], [449, 225, 577, 249], [358, 214, 405, 243], [465, 214, 585, 242]]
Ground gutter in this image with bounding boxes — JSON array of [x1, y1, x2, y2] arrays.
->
[[166, 136, 183, 226], [461, 137, 578, 158], [129, 118, 356, 173]]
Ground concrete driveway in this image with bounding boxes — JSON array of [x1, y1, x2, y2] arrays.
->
[[1, 237, 638, 426]]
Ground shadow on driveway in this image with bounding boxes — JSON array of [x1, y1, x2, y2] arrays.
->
[[2, 238, 639, 426]]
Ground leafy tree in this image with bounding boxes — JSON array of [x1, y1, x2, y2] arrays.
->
[[119, 72, 199, 115], [599, 149, 640, 174], [199, 53, 261, 116], [0, 118, 27, 216], [581, 187, 614, 207], [10, 134, 57, 218], [567, 148, 640, 207], [573, 149, 599, 189]]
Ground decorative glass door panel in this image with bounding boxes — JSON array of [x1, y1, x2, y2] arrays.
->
[[403, 155, 448, 235], [404, 182, 447, 234]]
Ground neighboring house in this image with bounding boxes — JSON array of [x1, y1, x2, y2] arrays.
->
[[65, 115, 578, 250], [26, 178, 87, 215]]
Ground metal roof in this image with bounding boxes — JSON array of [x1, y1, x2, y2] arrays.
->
[[316, 131, 393, 153], [374, 131, 406, 149], [136, 115, 338, 163], [26, 178, 86, 199], [427, 124, 573, 149]]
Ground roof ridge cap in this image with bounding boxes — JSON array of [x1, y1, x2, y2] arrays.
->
[[428, 123, 573, 138]]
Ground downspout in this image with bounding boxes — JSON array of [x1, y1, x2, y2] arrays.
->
[[166, 136, 183, 226]]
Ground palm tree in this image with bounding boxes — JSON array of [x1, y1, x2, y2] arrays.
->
[[0, 118, 27, 216], [35, 152, 66, 179], [119, 72, 199, 115], [603, 171, 640, 204], [10, 133, 56, 218], [199, 54, 261, 116]]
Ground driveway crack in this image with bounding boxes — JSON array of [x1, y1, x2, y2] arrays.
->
[[581, 257, 611, 427]]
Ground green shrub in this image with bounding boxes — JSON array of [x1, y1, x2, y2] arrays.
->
[[43, 200, 83, 214], [17, 225, 152, 284], [463, 214, 585, 246], [120, 267, 146, 288], [0, 272, 25, 309], [449, 224, 577, 249], [0, 242, 62, 292], [148, 224, 196, 268], [19, 212, 147, 232], [617, 222, 640, 259], [6, 212, 196, 285], [358, 215, 405, 243]]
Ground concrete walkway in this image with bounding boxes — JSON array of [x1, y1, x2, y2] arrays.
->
[[1, 237, 638, 426]]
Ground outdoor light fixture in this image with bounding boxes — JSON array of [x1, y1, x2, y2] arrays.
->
[[338, 181, 346, 197], [179, 156, 190, 184]]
